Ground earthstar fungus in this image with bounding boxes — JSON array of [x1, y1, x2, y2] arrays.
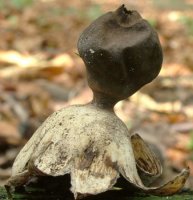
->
[[6, 5, 189, 199]]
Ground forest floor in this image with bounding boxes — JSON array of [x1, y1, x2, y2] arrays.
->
[[0, 185, 193, 200]]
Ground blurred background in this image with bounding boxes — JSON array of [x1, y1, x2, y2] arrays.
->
[[0, 0, 193, 189]]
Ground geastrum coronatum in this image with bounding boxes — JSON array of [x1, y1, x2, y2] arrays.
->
[[5, 5, 189, 199]]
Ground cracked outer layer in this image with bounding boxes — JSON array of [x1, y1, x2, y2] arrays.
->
[[7, 105, 189, 198]]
